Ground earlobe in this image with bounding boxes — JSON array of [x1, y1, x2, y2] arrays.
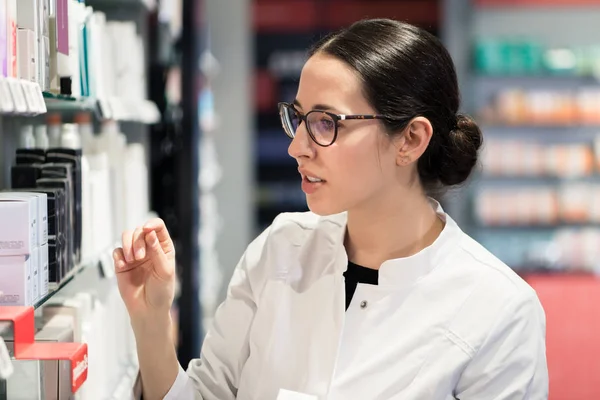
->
[[396, 117, 433, 166], [397, 154, 411, 166]]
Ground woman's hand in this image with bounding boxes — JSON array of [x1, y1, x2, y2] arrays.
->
[[113, 218, 176, 319]]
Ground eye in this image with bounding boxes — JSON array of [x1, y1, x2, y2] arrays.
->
[[318, 116, 335, 131]]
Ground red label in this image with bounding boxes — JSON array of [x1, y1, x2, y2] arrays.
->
[[71, 347, 88, 392]]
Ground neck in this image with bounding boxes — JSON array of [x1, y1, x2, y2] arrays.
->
[[344, 190, 444, 270]]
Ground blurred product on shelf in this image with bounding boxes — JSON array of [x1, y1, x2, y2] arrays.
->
[[481, 139, 597, 177], [474, 37, 600, 77], [478, 87, 600, 126], [476, 226, 600, 274], [475, 184, 600, 226]]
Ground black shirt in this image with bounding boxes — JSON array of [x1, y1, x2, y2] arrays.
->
[[344, 261, 379, 310]]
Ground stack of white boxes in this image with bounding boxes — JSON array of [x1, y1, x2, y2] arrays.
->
[[0, 193, 49, 306]]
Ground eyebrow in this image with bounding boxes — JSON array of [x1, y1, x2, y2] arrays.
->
[[293, 99, 342, 114]]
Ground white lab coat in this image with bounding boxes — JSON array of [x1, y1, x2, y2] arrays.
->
[[163, 204, 548, 400]]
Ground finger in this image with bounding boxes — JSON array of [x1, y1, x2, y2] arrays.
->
[[132, 226, 146, 261], [143, 218, 174, 252], [121, 230, 135, 263], [113, 247, 134, 272], [145, 230, 172, 280]]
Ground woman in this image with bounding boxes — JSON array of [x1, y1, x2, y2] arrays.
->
[[114, 19, 548, 400]]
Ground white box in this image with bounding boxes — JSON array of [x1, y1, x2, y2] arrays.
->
[[31, 246, 39, 301], [39, 242, 49, 297], [0, 194, 38, 248], [0, 199, 35, 256], [16, 0, 38, 31], [0, 255, 31, 306], [17, 28, 36, 82], [16, 0, 40, 84], [0, 192, 48, 246], [39, 0, 49, 90]]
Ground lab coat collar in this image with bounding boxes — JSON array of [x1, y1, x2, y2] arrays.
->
[[317, 199, 461, 287]]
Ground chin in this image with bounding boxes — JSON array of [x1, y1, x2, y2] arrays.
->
[[306, 196, 345, 216]]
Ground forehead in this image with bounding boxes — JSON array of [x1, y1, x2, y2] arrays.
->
[[296, 53, 371, 113]]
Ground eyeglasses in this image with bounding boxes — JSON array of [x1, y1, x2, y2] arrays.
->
[[278, 102, 407, 147]]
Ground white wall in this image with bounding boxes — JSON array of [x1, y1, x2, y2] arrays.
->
[[204, 0, 254, 302]]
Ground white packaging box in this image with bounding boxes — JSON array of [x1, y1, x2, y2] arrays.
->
[[16, 0, 39, 84], [17, 28, 36, 82], [0, 192, 48, 300], [31, 246, 39, 302], [0, 199, 36, 256], [0, 255, 31, 306], [39, 242, 49, 297], [0, 192, 48, 246]]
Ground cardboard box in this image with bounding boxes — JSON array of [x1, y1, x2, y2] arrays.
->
[[0, 255, 31, 306]]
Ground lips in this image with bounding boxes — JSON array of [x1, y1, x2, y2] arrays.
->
[[298, 168, 326, 183], [299, 168, 327, 195]]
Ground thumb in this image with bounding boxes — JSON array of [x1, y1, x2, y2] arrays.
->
[[145, 230, 173, 280]]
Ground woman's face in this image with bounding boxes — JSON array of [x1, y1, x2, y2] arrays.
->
[[288, 53, 406, 216]]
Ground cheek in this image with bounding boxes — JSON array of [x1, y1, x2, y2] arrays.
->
[[329, 138, 391, 195]]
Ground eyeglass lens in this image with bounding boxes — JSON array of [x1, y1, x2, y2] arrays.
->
[[281, 104, 336, 146]]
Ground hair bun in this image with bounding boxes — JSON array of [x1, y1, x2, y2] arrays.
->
[[437, 113, 483, 186]]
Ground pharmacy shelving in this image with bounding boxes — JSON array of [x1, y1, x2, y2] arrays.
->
[[442, 0, 600, 274], [0, 77, 160, 123], [0, 0, 165, 397]]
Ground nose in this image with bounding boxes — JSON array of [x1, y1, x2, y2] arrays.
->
[[288, 121, 315, 161]]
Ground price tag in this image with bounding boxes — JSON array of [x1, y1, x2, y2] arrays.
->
[[0, 78, 15, 113], [7, 78, 28, 114], [99, 250, 115, 279], [22, 82, 38, 114], [34, 84, 47, 114], [0, 337, 14, 379], [98, 98, 112, 120]]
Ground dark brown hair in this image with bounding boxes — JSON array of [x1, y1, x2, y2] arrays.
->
[[309, 19, 482, 192]]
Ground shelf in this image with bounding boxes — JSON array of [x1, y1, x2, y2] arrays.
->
[[0, 78, 161, 123], [0, 78, 46, 116], [43, 92, 98, 113], [32, 244, 114, 310]]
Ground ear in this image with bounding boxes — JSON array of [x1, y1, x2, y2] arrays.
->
[[394, 117, 433, 166]]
